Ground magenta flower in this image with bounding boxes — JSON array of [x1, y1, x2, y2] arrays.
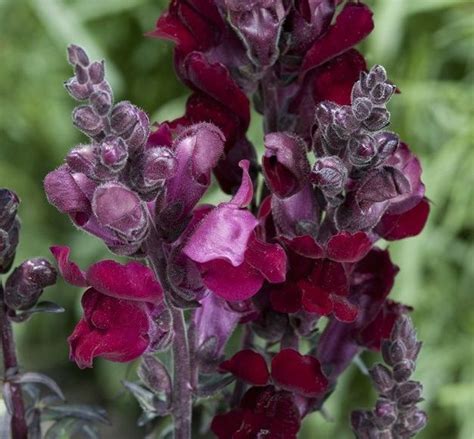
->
[[183, 161, 287, 301], [51, 246, 166, 368]]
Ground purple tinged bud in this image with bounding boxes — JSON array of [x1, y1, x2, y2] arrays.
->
[[371, 83, 395, 105], [393, 360, 415, 383], [334, 105, 360, 133], [374, 399, 397, 428], [0, 189, 20, 230], [123, 110, 149, 152], [389, 340, 407, 365], [110, 101, 139, 136], [263, 132, 310, 198], [92, 182, 148, 242], [311, 156, 348, 197], [378, 430, 393, 439], [88, 61, 105, 84], [0, 221, 19, 274], [348, 134, 378, 167], [364, 107, 391, 131], [395, 381, 423, 408], [4, 258, 57, 310], [67, 45, 89, 67], [74, 64, 88, 84], [143, 147, 177, 185], [369, 364, 394, 394], [89, 90, 112, 116], [64, 78, 93, 101], [315, 101, 337, 126], [366, 65, 387, 88], [66, 145, 97, 176], [98, 138, 128, 172], [72, 105, 104, 137], [352, 97, 373, 121], [403, 408, 427, 434], [375, 132, 399, 161]]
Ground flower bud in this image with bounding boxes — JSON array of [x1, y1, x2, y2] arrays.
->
[[375, 132, 399, 162], [348, 134, 377, 167], [370, 83, 395, 105], [0, 189, 19, 230], [92, 183, 148, 243], [369, 364, 394, 394], [334, 105, 360, 133], [395, 381, 423, 408], [393, 359, 415, 383], [122, 110, 149, 152], [311, 156, 348, 197], [364, 107, 390, 131], [143, 147, 177, 185], [352, 97, 373, 121], [89, 90, 112, 116], [315, 101, 337, 126], [4, 258, 57, 310], [67, 44, 89, 67], [365, 65, 387, 89], [263, 132, 310, 198], [110, 101, 139, 136], [66, 144, 97, 176], [88, 60, 105, 84], [374, 399, 397, 428], [98, 137, 128, 172], [74, 64, 88, 84], [72, 105, 104, 137], [403, 408, 427, 435], [64, 77, 93, 101]]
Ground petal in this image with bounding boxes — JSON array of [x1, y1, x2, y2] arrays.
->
[[269, 282, 303, 314], [183, 52, 250, 128], [376, 198, 430, 241], [86, 260, 163, 303], [332, 295, 359, 323], [50, 245, 87, 287], [271, 349, 328, 397], [301, 2, 374, 74], [245, 234, 287, 284], [280, 235, 325, 259], [68, 318, 149, 369], [230, 160, 254, 208], [308, 259, 348, 296], [211, 410, 245, 439], [299, 279, 333, 315], [199, 259, 263, 302], [327, 231, 372, 263], [220, 350, 270, 386], [183, 204, 258, 267]]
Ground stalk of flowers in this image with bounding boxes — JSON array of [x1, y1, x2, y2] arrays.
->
[[41, 1, 430, 438]]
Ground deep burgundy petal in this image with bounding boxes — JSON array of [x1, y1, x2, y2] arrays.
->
[[230, 160, 254, 208], [299, 279, 333, 315], [327, 231, 372, 263], [68, 318, 149, 369], [332, 295, 359, 323], [376, 198, 430, 241], [199, 259, 264, 302], [269, 282, 303, 314], [220, 350, 270, 386], [280, 235, 325, 259], [86, 260, 163, 303], [50, 245, 87, 287], [211, 409, 245, 439], [271, 349, 328, 397], [301, 2, 374, 74], [245, 234, 287, 284], [308, 259, 348, 296]]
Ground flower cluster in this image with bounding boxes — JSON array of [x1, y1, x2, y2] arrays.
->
[[41, 1, 430, 437]]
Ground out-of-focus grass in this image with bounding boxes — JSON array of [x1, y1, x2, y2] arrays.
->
[[0, 0, 472, 438]]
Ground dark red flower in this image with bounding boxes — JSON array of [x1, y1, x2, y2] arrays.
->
[[219, 349, 270, 386]]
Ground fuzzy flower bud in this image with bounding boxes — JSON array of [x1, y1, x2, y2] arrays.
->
[[110, 101, 139, 136], [311, 156, 347, 197], [98, 137, 128, 172], [92, 182, 148, 243], [67, 44, 90, 67], [66, 144, 97, 176], [89, 90, 112, 116], [72, 105, 104, 137], [348, 134, 378, 167], [0, 189, 21, 274], [4, 258, 57, 310]]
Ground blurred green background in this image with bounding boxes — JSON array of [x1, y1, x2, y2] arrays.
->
[[0, 0, 473, 437]]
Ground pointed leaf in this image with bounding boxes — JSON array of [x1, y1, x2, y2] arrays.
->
[[137, 356, 172, 396], [10, 373, 65, 401]]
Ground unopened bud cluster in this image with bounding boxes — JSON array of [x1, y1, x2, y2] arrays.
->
[[0, 189, 20, 274], [0, 189, 57, 312], [312, 65, 399, 202], [351, 316, 427, 438]]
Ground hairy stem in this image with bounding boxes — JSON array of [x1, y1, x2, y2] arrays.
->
[[0, 283, 28, 439], [146, 236, 192, 439]]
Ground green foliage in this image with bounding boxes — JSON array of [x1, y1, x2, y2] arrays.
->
[[0, 0, 472, 437]]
